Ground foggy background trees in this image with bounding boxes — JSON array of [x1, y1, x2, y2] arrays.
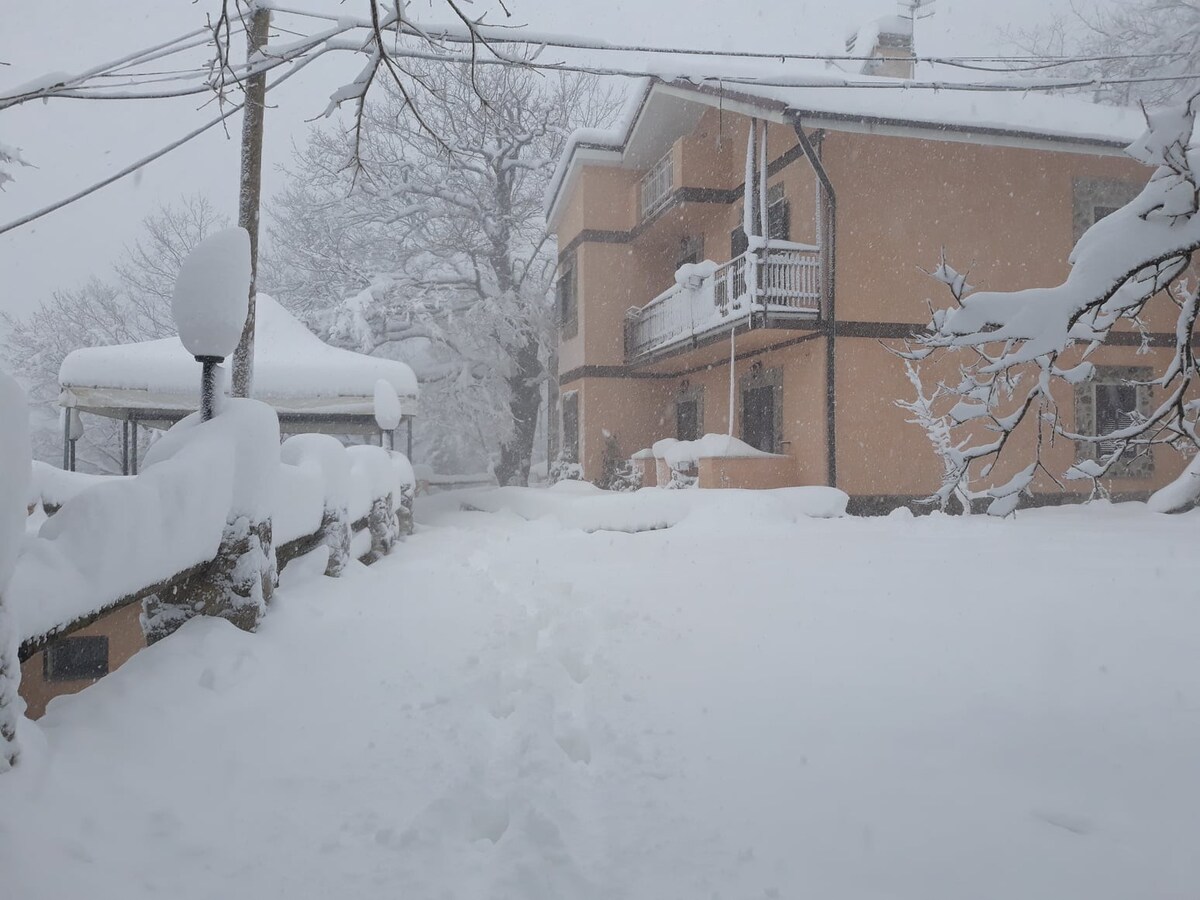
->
[[1, 196, 226, 472], [1014, 0, 1200, 106], [266, 60, 618, 482]]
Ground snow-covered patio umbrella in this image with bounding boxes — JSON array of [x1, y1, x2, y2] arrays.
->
[[57, 294, 419, 473]]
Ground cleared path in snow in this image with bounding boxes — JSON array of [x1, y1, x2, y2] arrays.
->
[[1, 493, 1197, 899]]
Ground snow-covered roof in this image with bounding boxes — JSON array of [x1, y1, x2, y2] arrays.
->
[[59, 294, 418, 422], [545, 75, 1146, 227]]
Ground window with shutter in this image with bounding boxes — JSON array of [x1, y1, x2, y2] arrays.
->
[[739, 366, 782, 454], [561, 391, 580, 463], [677, 235, 704, 268], [730, 225, 749, 258], [557, 256, 578, 339], [674, 400, 698, 442], [732, 185, 789, 255]]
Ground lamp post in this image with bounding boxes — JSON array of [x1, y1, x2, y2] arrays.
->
[[67, 408, 83, 470], [171, 228, 252, 422], [373, 378, 402, 453], [197, 355, 224, 422]]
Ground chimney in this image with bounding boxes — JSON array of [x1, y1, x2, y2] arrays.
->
[[846, 14, 915, 79]]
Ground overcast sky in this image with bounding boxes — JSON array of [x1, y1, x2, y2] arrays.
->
[[1, 0, 1075, 321]]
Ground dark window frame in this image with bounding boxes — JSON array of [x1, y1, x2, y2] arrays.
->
[[1072, 177, 1141, 243], [557, 255, 578, 339], [1074, 365, 1153, 478], [739, 366, 783, 454], [561, 390, 580, 463], [677, 235, 705, 269], [731, 184, 790, 257]]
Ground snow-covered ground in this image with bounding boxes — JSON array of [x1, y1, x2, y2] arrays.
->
[[1, 490, 1197, 899]]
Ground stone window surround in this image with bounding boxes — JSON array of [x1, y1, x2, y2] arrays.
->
[[1073, 365, 1154, 479]]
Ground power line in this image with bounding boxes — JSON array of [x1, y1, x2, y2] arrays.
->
[[0, 53, 317, 237], [6, 5, 1192, 111], [4, 6, 1193, 237], [259, 3, 1198, 72]]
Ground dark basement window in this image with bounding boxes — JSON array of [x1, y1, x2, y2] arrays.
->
[[43, 636, 110, 682]]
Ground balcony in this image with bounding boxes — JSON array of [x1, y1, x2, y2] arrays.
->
[[624, 243, 822, 363]]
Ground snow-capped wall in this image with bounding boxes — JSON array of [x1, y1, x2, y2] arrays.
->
[[0, 369, 32, 771], [10, 406, 417, 648]]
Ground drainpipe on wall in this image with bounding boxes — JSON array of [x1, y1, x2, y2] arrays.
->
[[792, 119, 838, 489]]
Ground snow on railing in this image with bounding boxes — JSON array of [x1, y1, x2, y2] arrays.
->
[[626, 247, 821, 361], [14, 407, 415, 659], [713, 246, 821, 313]]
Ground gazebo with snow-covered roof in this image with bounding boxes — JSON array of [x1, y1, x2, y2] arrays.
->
[[57, 294, 419, 473]]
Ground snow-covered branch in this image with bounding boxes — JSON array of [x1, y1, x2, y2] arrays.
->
[[904, 95, 1200, 513]]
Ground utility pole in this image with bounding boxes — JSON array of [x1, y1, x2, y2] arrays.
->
[[232, 6, 270, 398]]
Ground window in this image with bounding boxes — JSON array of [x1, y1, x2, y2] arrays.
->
[[1074, 366, 1153, 477], [43, 636, 109, 682], [742, 387, 777, 453], [561, 391, 580, 463], [676, 400, 700, 442], [639, 150, 673, 219], [1096, 383, 1138, 459], [677, 235, 704, 269], [731, 184, 789, 257], [675, 383, 704, 442], [740, 366, 782, 454], [556, 256, 578, 339], [1072, 177, 1140, 242], [731, 225, 749, 259]]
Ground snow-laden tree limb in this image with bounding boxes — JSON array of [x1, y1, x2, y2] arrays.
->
[[904, 95, 1200, 514]]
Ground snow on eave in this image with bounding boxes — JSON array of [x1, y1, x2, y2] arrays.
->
[[673, 79, 1139, 153], [545, 77, 1140, 232], [544, 79, 653, 229]]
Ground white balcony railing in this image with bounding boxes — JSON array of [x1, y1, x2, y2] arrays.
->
[[638, 150, 673, 219], [625, 245, 821, 361]]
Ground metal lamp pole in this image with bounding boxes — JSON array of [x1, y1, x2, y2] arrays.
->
[[197, 355, 224, 421]]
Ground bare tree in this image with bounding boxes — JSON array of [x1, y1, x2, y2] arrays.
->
[[1011, 1, 1200, 106], [268, 61, 619, 482], [903, 97, 1200, 514], [0, 140, 28, 189]]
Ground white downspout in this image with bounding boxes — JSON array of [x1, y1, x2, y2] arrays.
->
[[758, 120, 770, 314]]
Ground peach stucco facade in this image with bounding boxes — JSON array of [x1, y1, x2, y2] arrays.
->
[[19, 602, 146, 719], [552, 88, 1191, 511]]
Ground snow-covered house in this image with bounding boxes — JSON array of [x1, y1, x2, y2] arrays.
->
[[545, 56, 1187, 512]]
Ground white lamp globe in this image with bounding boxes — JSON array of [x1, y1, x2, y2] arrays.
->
[[373, 378, 403, 432], [171, 227, 251, 360]]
